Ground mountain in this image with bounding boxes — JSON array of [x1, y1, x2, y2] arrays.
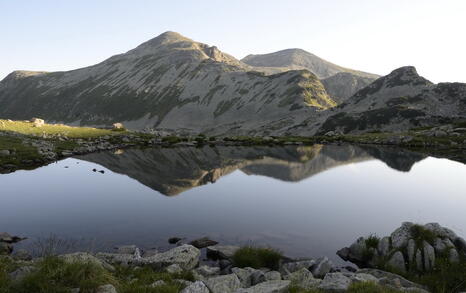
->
[[0, 32, 336, 135], [241, 49, 378, 80], [321, 72, 375, 104], [241, 49, 379, 102], [317, 66, 466, 134], [78, 145, 424, 196]]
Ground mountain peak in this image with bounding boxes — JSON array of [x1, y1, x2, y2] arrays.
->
[[383, 66, 432, 87]]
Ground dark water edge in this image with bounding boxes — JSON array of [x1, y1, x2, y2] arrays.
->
[[1, 144, 465, 264]]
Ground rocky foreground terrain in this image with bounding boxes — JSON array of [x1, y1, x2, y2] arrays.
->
[[0, 31, 464, 137], [2, 222, 464, 292]]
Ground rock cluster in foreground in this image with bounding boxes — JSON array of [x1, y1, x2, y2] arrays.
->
[[338, 222, 466, 274], [2, 236, 431, 292]]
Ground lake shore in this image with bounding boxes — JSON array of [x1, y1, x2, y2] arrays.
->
[[2, 221, 465, 292], [1, 120, 465, 174]]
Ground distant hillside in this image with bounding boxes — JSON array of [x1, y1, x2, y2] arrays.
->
[[242, 48, 378, 79], [0, 32, 335, 136]]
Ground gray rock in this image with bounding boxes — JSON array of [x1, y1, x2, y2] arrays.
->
[[454, 237, 466, 252], [422, 241, 435, 271], [387, 251, 406, 273], [96, 284, 117, 293], [12, 249, 32, 261], [449, 248, 460, 263], [424, 223, 457, 240], [96, 252, 137, 266], [415, 249, 423, 271], [234, 280, 291, 293], [349, 273, 378, 283], [60, 252, 115, 272], [189, 237, 219, 249], [391, 222, 414, 249], [140, 244, 200, 270], [407, 239, 416, 262], [357, 269, 427, 291], [181, 281, 209, 293], [281, 259, 315, 275], [0, 150, 10, 156], [433, 237, 447, 253], [151, 280, 167, 287], [206, 245, 240, 260], [318, 273, 351, 292], [377, 237, 391, 256], [9, 266, 35, 281], [283, 267, 321, 289], [175, 279, 194, 287], [251, 270, 266, 285], [232, 267, 256, 287], [264, 271, 281, 281], [310, 256, 333, 278], [0, 242, 13, 255], [166, 263, 183, 274], [195, 265, 220, 277], [204, 274, 241, 293]]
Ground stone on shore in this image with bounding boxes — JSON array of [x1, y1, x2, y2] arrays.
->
[[204, 274, 241, 293], [140, 244, 200, 270], [206, 245, 240, 260], [181, 281, 210, 293], [234, 280, 291, 293]]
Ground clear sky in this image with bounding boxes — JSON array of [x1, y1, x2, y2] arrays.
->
[[1, 0, 465, 83]]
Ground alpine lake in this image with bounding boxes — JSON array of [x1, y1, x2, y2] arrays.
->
[[1, 144, 466, 264]]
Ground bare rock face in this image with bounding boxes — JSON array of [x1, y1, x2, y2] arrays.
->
[[338, 222, 466, 274]]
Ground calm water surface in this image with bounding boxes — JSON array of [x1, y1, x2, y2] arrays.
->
[[1, 144, 465, 263]]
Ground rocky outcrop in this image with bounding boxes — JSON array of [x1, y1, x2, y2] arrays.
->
[[0, 232, 26, 255], [338, 222, 466, 274], [322, 72, 376, 104]]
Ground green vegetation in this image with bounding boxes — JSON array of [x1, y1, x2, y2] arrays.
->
[[365, 234, 380, 250], [0, 256, 194, 293], [409, 224, 437, 246], [0, 119, 123, 138], [410, 255, 466, 293], [289, 282, 408, 293], [0, 136, 42, 167], [231, 246, 282, 270]]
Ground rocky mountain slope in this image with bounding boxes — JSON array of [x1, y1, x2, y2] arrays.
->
[[1, 32, 464, 136], [0, 32, 336, 136], [316, 66, 466, 134]]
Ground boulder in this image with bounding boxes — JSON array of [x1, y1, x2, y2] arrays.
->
[[31, 118, 45, 127], [318, 273, 351, 292], [206, 245, 240, 260], [96, 252, 138, 266], [96, 284, 117, 293], [60, 252, 115, 271], [232, 267, 256, 287], [250, 270, 266, 285], [0, 242, 13, 255], [377, 237, 391, 256], [9, 266, 35, 281], [310, 256, 333, 278], [280, 259, 315, 275], [189, 237, 219, 249], [390, 222, 414, 249], [424, 222, 457, 240], [283, 267, 321, 289], [0, 150, 10, 156], [407, 239, 416, 262], [13, 249, 32, 261], [357, 269, 427, 291], [166, 264, 183, 274], [195, 265, 220, 277], [112, 123, 125, 130], [422, 241, 435, 271], [204, 274, 241, 293], [449, 248, 460, 263], [140, 244, 200, 270], [349, 273, 378, 283], [234, 280, 291, 293], [181, 281, 209, 293], [264, 271, 281, 281], [387, 251, 406, 273], [0, 232, 26, 243]]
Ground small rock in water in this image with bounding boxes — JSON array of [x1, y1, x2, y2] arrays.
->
[[189, 237, 219, 249], [92, 168, 97, 172], [169, 237, 183, 244], [99, 170, 105, 174]]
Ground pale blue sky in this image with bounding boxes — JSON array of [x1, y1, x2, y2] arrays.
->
[[1, 0, 465, 82]]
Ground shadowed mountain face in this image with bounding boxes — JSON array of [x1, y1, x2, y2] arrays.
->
[[78, 145, 426, 196]]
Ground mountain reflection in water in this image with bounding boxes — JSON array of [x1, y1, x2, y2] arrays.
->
[[78, 144, 426, 196]]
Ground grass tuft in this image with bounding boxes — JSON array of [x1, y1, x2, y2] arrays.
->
[[231, 246, 282, 270]]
